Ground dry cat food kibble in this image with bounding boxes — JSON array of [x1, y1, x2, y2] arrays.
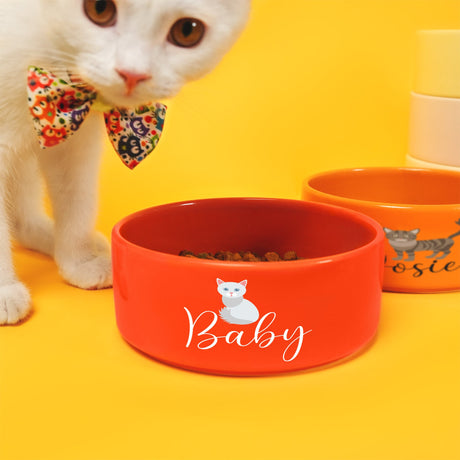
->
[[179, 250, 302, 261]]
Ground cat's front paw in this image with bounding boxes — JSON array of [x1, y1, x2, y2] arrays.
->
[[0, 282, 32, 325], [56, 233, 112, 290], [59, 254, 113, 290]]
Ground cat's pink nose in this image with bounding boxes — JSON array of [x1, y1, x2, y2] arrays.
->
[[116, 69, 151, 95]]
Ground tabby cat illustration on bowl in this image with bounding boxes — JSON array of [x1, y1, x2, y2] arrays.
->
[[383, 219, 460, 261]]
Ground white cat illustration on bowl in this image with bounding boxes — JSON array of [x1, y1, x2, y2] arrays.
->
[[216, 279, 260, 325]]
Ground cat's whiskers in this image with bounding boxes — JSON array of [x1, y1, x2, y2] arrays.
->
[[18, 46, 171, 104], [20, 47, 77, 69]]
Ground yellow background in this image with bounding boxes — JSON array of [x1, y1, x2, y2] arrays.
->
[[1, 1, 460, 459]]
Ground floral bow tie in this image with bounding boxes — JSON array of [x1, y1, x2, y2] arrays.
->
[[27, 66, 166, 169]]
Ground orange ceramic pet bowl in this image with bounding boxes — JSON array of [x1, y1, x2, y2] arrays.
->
[[303, 168, 460, 293], [112, 198, 383, 376]]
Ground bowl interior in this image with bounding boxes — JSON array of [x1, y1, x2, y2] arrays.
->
[[118, 199, 378, 260], [308, 169, 460, 205]]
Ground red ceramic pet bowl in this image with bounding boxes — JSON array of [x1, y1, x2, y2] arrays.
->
[[112, 198, 384, 376]]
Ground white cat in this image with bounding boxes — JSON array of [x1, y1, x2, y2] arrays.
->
[[217, 279, 259, 325], [0, 0, 250, 324]]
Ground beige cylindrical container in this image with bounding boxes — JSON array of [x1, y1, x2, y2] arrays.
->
[[408, 92, 460, 168], [408, 30, 460, 170]]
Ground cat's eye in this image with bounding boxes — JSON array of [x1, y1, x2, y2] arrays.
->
[[168, 18, 206, 48], [84, 0, 117, 27]]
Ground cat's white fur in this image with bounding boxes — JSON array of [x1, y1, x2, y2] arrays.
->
[[0, 0, 250, 324]]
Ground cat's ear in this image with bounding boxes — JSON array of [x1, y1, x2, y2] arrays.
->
[[239, 280, 247, 287], [216, 278, 224, 286], [410, 229, 420, 235], [383, 227, 392, 235]]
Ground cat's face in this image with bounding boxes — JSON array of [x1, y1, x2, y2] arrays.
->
[[216, 279, 247, 298], [383, 228, 420, 241], [38, 0, 250, 107]]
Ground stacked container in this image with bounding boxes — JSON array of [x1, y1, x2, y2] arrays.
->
[[407, 30, 460, 172]]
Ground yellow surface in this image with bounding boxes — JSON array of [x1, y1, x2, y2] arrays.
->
[[414, 30, 460, 97], [1, 1, 460, 459]]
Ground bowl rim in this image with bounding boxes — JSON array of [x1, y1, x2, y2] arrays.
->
[[112, 197, 384, 269], [304, 167, 460, 209], [410, 90, 460, 103], [406, 154, 460, 172], [417, 29, 460, 35]]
